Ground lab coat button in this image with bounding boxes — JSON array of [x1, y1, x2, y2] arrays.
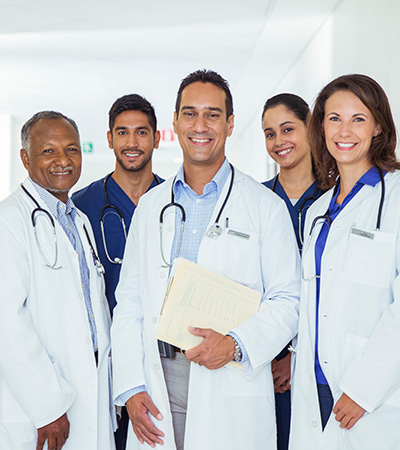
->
[[309, 375, 313, 382], [86, 337, 91, 344], [160, 272, 166, 279], [311, 421, 318, 428], [152, 317, 157, 323], [167, 226, 173, 232], [153, 364, 160, 370], [88, 425, 95, 433], [323, 360, 328, 364]]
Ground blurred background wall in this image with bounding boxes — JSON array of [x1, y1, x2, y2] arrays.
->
[[0, 0, 398, 200]]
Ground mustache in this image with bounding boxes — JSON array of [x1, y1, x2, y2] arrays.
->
[[50, 166, 73, 173]]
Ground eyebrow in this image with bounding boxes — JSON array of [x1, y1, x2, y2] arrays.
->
[[326, 112, 368, 118], [263, 121, 295, 132], [181, 106, 224, 113], [114, 125, 151, 131], [42, 141, 79, 146]]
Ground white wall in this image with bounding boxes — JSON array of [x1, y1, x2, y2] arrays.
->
[[232, 0, 400, 181], [0, 114, 12, 199]]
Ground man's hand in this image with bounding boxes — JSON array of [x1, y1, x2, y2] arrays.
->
[[126, 392, 164, 448], [36, 413, 69, 450], [185, 327, 235, 370], [271, 354, 291, 394], [333, 393, 366, 429]]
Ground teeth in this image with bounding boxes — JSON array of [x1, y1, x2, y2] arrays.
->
[[191, 138, 210, 143], [337, 142, 355, 148], [125, 152, 139, 157], [277, 148, 293, 156]]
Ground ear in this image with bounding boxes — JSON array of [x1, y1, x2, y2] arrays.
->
[[374, 124, 382, 137], [107, 130, 113, 149], [20, 148, 30, 171], [172, 112, 178, 134], [226, 114, 235, 137], [154, 130, 161, 149]]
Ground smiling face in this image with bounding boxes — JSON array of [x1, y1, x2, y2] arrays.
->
[[173, 82, 234, 171], [323, 90, 381, 175], [107, 110, 160, 173], [20, 118, 81, 203], [262, 104, 310, 170]]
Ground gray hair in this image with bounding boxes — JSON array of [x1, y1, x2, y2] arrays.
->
[[21, 111, 80, 154]]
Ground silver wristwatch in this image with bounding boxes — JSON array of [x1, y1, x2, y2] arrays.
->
[[231, 336, 242, 363]]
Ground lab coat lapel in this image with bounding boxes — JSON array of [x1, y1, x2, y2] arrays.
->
[[203, 166, 242, 233]]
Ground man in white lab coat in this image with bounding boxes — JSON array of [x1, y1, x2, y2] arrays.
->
[[0, 111, 116, 450], [111, 70, 300, 450]]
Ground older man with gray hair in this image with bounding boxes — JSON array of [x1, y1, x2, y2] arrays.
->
[[0, 111, 115, 450]]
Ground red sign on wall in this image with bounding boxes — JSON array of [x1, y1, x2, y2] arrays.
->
[[161, 129, 175, 142]]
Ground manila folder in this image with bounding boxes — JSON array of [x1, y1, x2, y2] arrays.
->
[[156, 257, 261, 351]]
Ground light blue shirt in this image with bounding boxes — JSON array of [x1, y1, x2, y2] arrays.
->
[[170, 159, 231, 262], [31, 179, 98, 351]]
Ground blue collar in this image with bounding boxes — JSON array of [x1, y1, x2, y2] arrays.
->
[[173, 158, 231, 198], [329, 166, 384, 215]]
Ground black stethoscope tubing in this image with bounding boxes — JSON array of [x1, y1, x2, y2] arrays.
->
[[309, 167, 385, 237], [272, 174, 319, 248], [21, 184, 104, 273], [101, 172, 161, 264], [159, 163, 235, 267]]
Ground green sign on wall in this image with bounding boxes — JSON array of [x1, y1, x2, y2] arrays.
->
[[82, 142, 93, 153]]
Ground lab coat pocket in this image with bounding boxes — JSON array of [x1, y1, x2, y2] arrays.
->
[[220, 229, 261, 286], [340, 228, 396, 288], [344, 333, 369, 368], [220, 364, 273, 398]]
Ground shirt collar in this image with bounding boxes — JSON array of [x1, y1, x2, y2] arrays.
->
[[30, 178, 76, 219], [330, 166, 384, 208], [174, 158, 231, 198]]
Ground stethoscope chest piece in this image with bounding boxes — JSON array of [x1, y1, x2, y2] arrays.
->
[[206, 223, 223, 239]]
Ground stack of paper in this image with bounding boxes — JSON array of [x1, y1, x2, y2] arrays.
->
[[157, 258, 261, 351]]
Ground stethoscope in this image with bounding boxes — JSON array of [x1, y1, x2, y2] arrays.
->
[[272, 174, 320, 247], [308, 167, 385, 238], [21, 184, 105, 274], [100, 172, 161, 264], [159, 164, 235, 267]]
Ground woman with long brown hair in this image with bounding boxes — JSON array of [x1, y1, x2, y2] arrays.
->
[[290, 74, 400, 450]]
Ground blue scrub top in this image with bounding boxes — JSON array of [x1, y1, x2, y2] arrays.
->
[[72, 173, 164, 314], [313, 166, 383, 385], [263, 175, 323, 362], [263, 176, 324, 252]]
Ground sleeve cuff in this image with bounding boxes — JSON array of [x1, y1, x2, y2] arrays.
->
[[227, 331, 248, 364], [115, 385, 146, 406]]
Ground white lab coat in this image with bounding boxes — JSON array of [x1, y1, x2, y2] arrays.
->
[[0, 179, 116, 450], [290, 170, 400, 450], [112, 167, 300, 450]]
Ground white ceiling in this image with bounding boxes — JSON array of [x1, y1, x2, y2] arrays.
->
[[0, 0, 341, 182]]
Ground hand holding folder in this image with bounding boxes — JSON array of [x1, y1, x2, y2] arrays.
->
[[157, 258, 261, 365]]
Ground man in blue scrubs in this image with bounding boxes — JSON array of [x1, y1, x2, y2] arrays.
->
[[73, 94, 164, 449]]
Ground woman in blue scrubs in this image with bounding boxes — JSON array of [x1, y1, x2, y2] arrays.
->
[[262, 93, 323, 450]]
